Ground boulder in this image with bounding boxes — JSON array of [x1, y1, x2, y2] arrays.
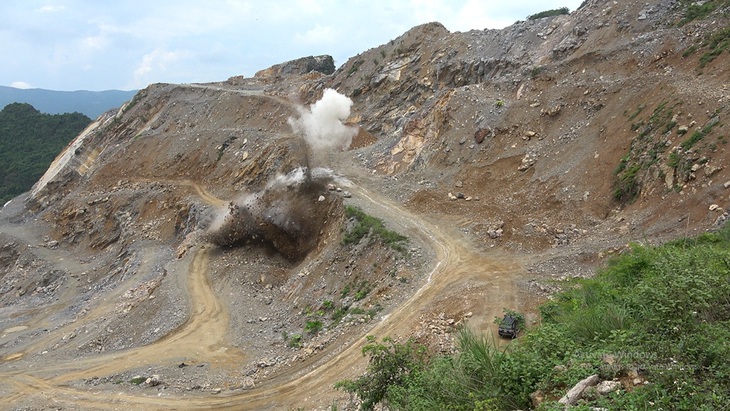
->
[[559, 374, 599, 405], [596, 380, 621, 395]]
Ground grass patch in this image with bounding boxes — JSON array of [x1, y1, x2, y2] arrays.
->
[[678, 0, 730, 25], [216, 135, 238, 161], [305, 320, 323, 335], [347, 60, 363, 77], [626, 104, 645, 121], [614, 100, 685, 205], [342, 280, 374, 302], [129, 376, 146, 385], [699, 28, 730, 67], [338, 222, 730, 410], [331, 307, 349, 324], [282, 332, 302, 348], [343, 206, 408, 252], [613, 164, 641, 203]]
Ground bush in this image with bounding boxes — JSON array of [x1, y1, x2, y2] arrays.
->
[[336, 336, 429, 411], [339, 221, 730, 410], [528, 7, 569, 20], [305, 320, 323, 335], [343, 206, 408, 252]]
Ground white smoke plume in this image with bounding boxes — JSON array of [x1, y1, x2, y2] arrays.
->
[[204, 90, 358, 260], [288, 88, 358, 152]]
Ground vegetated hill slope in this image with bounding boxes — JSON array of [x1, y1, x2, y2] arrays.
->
[[0, 0, 728, 410], [0, 103, 91, 203], [0, 86, 137, 118]]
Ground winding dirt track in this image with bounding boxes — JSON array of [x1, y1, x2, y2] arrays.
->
[[0, 84, 523, 409], [0, 177, 521, 410]]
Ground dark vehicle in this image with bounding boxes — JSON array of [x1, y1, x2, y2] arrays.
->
[[498, 314, 519, 339]]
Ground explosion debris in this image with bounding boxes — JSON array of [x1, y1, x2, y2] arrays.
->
[[206, 89, 357, 259]]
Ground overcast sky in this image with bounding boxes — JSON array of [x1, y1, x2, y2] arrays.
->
[[2, 1, 583, 91]]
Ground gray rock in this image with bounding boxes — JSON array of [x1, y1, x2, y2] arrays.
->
[[596, 380, 621, 395], [559, 374, 599, 405]]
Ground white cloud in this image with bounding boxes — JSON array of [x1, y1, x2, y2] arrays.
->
[[36, 5, 66, 13], [133, 48, 191, 87], [452, 0, 514, 31], [294, 24, 336, 46], [10, 81, 32, 89], [3, 0, 586, 90], [80, 34, 109, 51]]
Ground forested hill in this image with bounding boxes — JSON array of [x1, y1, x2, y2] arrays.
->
[[0, 86, 136, 119], [0, 103, 91, 204]]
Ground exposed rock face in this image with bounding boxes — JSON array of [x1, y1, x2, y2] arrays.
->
[[255, 55, 336, 79]]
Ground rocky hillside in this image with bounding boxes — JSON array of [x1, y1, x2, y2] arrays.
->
[[305, 0, 729, 251], [0, 0, 728, 410]]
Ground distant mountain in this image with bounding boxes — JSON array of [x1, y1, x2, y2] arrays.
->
[[0, 86, 137, 119]]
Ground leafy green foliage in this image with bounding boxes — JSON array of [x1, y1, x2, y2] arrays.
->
[[699, 28, 730, 67], [614, 100, 686, 204], [305, 320, 323, 335], [343, 206, 408, 252], [0, 103, 91, 203], [129, 376, 146, 385], [612, 164, 641, 203], [282, 332, 302, 348], [336, 336, 429, 411], [528, 7, 569, 20], [678, 0, 730, 26], [340, 222, 730, 410]]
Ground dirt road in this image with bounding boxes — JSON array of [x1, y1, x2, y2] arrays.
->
[[0, 173, 525, 410]]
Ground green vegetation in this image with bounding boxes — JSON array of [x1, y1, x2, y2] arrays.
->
[[528, 7, 569, 20], [305, 320, 323, 335], [343, 206, 408, 252], [129, 376, 147, 385], [216, 135, 238, 161], [677, 0, 730, 68], [0, 103, 91, 203], [282, 331, 303, 348], [614, 101, 683, 204], [348, 60, 363, 77], [678, 0, 730, 25], [529, 66, 545, 79], [338, 222, 730, 410], [613, 163, 641, 203], [699, 28, 730, 68]]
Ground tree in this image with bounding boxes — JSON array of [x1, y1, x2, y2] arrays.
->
[[0, 103, 91, 203]]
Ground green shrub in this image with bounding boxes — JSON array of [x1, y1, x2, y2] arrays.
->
[[305, 320, 323, 335], [528, 7, 569, 20], [129, 376, 146, 385], [343, 206, 408, 252], [339, 221, 730, 410], [613, 164, 641, 203], [335, 336, 429, 411], [678, 0, 730, 25]]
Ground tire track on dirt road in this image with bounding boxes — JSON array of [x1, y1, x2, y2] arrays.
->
[[0, 181, 244, 409]]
